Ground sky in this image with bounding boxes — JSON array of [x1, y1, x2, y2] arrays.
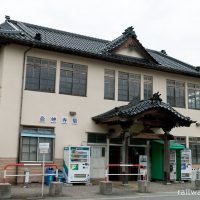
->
[[0, 0, 200, 66]]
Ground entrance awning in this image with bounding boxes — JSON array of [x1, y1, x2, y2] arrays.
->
[[152, 140, 185, 149]]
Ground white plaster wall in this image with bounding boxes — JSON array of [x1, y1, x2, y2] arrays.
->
[[116, 48, 144, 58], [0, 44, 200, 159], [0, 45, 27, 157]]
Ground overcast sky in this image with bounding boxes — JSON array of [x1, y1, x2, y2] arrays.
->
[[0, 0, 200, 66]]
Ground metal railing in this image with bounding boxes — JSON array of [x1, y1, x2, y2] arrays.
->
[[105, 164, 146, 182], [3, 163, 59, 183]]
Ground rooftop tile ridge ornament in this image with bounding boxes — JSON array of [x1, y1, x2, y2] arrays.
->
[[150, 92, 162, 102], [122, 26, 137, 37]]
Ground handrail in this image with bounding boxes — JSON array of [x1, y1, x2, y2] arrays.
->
[[105, 163, 146, 182], [3, 163, 58, 183]]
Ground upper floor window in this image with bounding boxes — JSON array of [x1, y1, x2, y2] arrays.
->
[[20, 127, 55, 162], [25, 57, 56, 92], [188, 83, 200, 110], [118, 72, 141, 103], [104, 69, 115, 100], [167, 80, 185, 108], [144, 75, 153, 100], [59, 62, 87, 96]]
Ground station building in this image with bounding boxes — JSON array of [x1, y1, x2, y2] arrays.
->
[[0, 16, 200, 183]]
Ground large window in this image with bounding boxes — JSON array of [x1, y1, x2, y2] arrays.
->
[[188, 83, 200, 109], [189, 137, 200, 164], [59, 62, 87, 96], [104, 69, 115, 100], [25, 56, 56, 92], [167, 80, 185, 108], [144, 75, 153, 100], [118, 72, 141, 103], [21, 127, 54, 162]]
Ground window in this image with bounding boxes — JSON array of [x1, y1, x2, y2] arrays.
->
[[188, 83, 200, 109], [21, 127, 55, 162], [25, 57, 56, 92], [174, 136, 186, 147], [104, 69, 115, 100], [59, 62, 87, 96], [118, 72, 141, 103], [189, 137, 200, 164], [167, 80, 185, 108], [144, 75, 153, 100], [87, 133, 107, 143]]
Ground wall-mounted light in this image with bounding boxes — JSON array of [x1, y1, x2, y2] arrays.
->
[[69, 111, 76, 116]]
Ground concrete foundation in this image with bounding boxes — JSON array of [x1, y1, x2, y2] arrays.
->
[[195, 180, 200, 190], [99, 181, 112, 195], [138, 180, 150, 193], [49, 182, 63, 196], [0, 183, 11, 199]]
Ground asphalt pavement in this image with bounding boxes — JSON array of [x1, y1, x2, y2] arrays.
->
[[10, 181, 200, 200]]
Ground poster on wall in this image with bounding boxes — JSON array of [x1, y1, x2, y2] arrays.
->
[[39, 115, 46, 123], [61, 116, 68, 124]]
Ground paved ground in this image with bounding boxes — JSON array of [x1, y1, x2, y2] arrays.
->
[[10, 181, 198, 199]]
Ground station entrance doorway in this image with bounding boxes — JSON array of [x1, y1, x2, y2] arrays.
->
[[109, 145, 146, 181]]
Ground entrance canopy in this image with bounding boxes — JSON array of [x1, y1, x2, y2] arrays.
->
[[92, 92, 195, 183], [92, 92, 195, 131]]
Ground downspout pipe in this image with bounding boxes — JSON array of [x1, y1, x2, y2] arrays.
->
[[15, 46, 32, 184]]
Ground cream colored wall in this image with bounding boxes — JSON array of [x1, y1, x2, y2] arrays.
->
[[115, 48, 144, 58], [0, 47, 3, 100], [0, 45, 27, 157], [1, 44, 200, 159]]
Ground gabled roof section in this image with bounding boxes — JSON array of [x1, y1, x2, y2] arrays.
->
[[101, 26, 158, 63], [0, 16, 200, 78], [92, 93, 195, 130]]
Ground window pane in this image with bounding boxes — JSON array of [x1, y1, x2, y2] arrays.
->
[[189, 137, 200, 164], [144, 75, 153, 100], [167, 80, 185, 107], [21, 127, 54, 162], [59, 62, 87, 96], [118, 72, 128, 101], [25, 56, 56, 92], [21, 137, 37, 161], [104, 69, 115, 99]]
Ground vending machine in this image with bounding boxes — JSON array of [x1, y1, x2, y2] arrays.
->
[[63, 146, 90, 183], [138, 155, 148, 180], [181, 149, 192, 180], [170, 150, 177, 181]]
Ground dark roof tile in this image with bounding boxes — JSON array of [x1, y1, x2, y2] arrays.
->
[[0, 19, 199, 77]]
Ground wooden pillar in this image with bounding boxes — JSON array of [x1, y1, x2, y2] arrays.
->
[[164, 131, 170, 183], [121, 128, 130, 184]]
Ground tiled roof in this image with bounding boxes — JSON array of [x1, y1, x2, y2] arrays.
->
[[92, 93, 195, 128], [0, 18, 199, 77]]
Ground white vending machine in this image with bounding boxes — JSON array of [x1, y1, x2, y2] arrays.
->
[[63, 146, 90, 183], [170, 150, 177, 181], [181, 149, 192, 180]]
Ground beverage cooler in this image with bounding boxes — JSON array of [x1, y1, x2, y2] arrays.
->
[[181, 149, 192, 180], [170, 150, 177, 181], [63, 146, 90, 183]]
